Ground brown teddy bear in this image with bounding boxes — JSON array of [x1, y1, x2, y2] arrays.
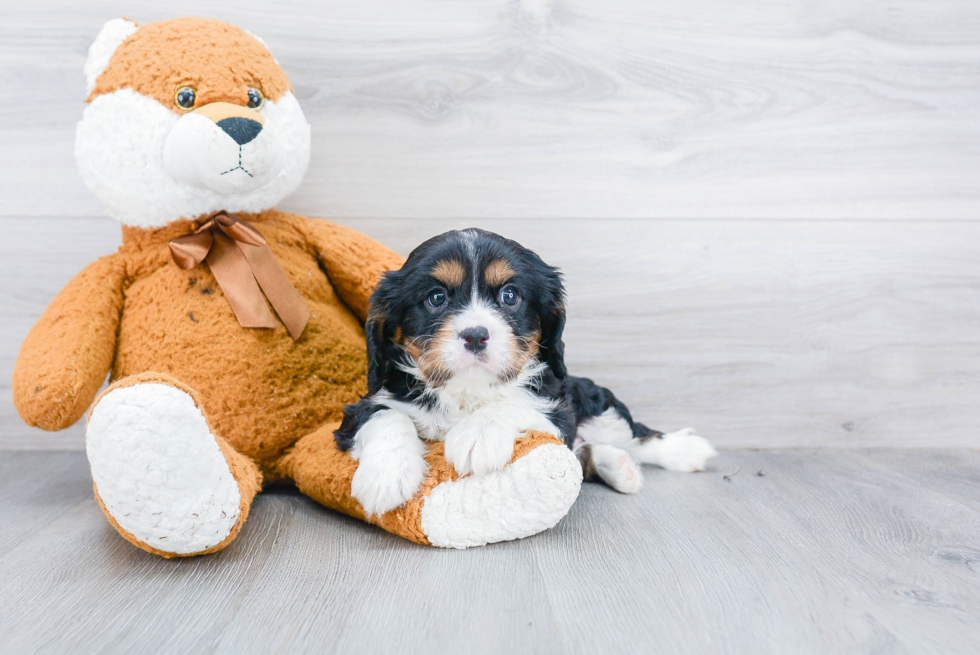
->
[[13, 17, 581, 557]]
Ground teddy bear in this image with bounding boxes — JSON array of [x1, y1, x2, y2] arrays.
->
[[12, 17, 582, 557]]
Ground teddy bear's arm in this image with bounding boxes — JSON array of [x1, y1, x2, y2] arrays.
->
[[12, 255, 127, 431], [301, 220, 405, 322]]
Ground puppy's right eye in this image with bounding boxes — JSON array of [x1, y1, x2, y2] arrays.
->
[[175, 87, 196, 110], [426, 289, 447, 308]]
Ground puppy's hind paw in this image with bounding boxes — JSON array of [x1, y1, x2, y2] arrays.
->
[[590, 445, 643, 494]]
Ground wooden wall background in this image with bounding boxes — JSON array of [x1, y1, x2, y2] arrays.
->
[[1, 0, 978, 449]]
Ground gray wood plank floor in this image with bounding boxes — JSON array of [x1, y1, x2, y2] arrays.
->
[[2, 3, 978, 654], [1, 449, 978, 654]]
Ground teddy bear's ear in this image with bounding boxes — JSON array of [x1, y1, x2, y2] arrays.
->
[[84, 18, 139, 95]]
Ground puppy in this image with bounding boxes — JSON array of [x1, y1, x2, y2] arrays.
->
[[335, 229, 717, 516]]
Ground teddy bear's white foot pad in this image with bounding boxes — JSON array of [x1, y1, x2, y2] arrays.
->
[[86, 383, 241, 555], [420, 443, 582, 549]]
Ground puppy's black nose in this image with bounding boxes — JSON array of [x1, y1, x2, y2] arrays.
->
[[460, 326, 489, 353], [217, 117, 263, 145]]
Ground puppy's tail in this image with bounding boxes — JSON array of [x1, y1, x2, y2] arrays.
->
[[625, 426, 717, 472], [567, 376, 717, 473], [631, 421, 662, 440]]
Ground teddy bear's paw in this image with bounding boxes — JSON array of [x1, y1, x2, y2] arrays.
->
[[628, 427, 718, 472], [421, 440, 583, 549], [86, 382, 242, 555]]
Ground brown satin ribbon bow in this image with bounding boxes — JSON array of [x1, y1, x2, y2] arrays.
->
[[168, 211, 311, 341]]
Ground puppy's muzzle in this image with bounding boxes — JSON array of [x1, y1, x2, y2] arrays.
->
[[460, 326, 490, 353]]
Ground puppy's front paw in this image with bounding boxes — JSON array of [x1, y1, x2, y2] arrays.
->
[[351, 444, 427, 517], [444, 419, 516, 477], [656, 428, 718, 472]]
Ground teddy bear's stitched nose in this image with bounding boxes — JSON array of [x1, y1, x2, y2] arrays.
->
[[217, 117, 263, 145]]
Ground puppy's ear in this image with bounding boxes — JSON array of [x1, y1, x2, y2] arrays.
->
[[364, 272, 400, 394], [538, 265, 567, 380], [364, 311, 387, 395]]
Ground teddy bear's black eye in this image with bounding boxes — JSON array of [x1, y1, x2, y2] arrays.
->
[[247, 88, 265, 109], [175, 87, 196, 110]]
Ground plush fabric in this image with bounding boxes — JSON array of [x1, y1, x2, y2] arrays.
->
[[88, 17, 292, 109], [281, 426, 571, 546], [13, 256, 126, 431], [16, 210, 400, 472], [76, 18, 311, 228], [12, 16, 582, 556], [89, 372, 262, 558]]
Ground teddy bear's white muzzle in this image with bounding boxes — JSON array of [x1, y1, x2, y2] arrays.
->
[[163, 112, 285, 195]]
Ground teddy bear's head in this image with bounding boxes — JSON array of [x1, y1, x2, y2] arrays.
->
[[76, 17, 311, 228]]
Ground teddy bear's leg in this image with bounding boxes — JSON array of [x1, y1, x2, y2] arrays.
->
[[277, 422, 583, 549], [86, 373, 262, 558]]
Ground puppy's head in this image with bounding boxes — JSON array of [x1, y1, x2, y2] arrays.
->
[[367, 229, 566, 393]]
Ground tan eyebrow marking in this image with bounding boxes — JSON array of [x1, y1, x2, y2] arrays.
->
[[432, 259, 466, 287], [484, 258, 515, 287]]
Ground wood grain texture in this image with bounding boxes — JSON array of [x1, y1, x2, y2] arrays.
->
[[535, 448, 980, 654], [2, 1, 978, 449], [3, 4, 977, 652], [3, 216, 978, 449], [2, 0, 980, 219], [1, 450, 978, 654]]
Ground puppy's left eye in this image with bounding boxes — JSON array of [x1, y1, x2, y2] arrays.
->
[[499, 285, 521, 307], [247, 88, 265, 109]]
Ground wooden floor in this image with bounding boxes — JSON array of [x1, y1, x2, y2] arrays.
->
[[2, 1, 979, 653], [1, 449, 978, 654]]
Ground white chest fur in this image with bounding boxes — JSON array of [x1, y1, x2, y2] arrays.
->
[[377, 363, 560, 442]]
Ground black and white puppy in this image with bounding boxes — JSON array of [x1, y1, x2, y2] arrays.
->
[[335, 229, 717, 516]]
